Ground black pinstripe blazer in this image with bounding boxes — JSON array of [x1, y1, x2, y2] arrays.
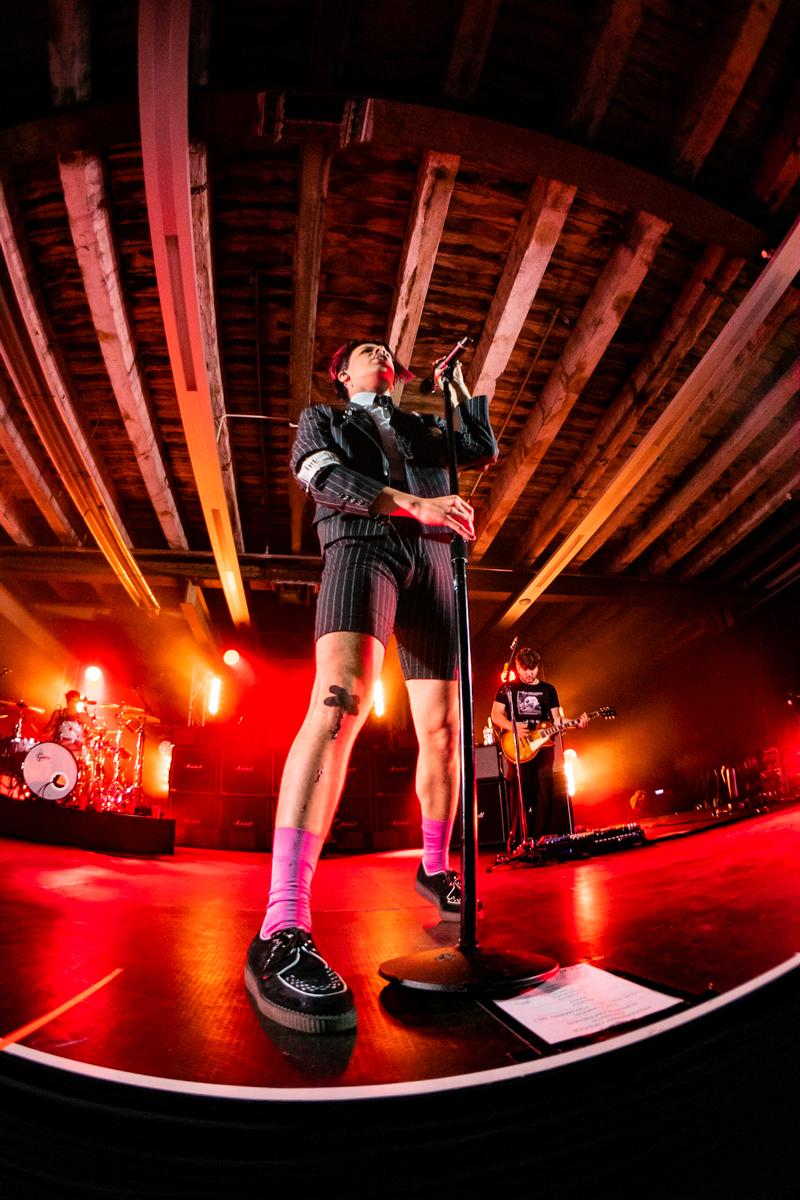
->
[[291, 396, 497, 549]]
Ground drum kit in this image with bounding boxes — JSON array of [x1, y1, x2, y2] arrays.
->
[[0, 696, 155, 812]]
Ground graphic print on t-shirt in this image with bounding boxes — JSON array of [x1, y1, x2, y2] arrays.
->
[[516, 689, 542, 719]]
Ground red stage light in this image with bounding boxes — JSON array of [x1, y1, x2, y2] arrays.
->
[[223, 649, 240, 667]]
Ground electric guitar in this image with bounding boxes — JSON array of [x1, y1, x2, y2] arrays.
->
[[499, 706, 616, 765]]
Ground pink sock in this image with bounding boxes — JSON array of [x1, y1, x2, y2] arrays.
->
[[421, 815, 451, 875], [260, 826, 323, 938]]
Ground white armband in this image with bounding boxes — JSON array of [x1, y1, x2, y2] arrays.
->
[[296, 449, 341, 486]]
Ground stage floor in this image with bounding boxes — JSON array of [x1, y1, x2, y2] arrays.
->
[[1, 803, 799, 1093]]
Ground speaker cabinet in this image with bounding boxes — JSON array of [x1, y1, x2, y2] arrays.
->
[[476, 778, 508, 847], [168, 790, 221, 847], [330, 793, 372, 850], [170, 745, 220, 793], [475, 742, 503, 781], [220, 794, 272, 851], [220, 747, 272, 795]]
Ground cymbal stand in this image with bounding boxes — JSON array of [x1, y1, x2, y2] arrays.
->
[[125, 717, 146, 809], [100, 721, 128, 811]]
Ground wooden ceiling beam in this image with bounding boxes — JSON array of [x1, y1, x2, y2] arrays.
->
[[649, 425, 799, 577], [386, 149, 460, 398], [569, 0, 644, 138], [0, 581, 73, 661], [47, 0, 91, 108], [368, 101, 767, 259], [608, 353, 800, 572], [672, 0, 780, 182], [0, 485, 35, 545], [468, 177, 577, 400], [0, 183, 160, 612], [179, 580, 217, 652], [755, 77, 800, 215], [442, 0, 502, 102], [472, 211, 670, 558], [511, 244, 735, 566], [189, 142, 244, 555], [58, 151, 189, 551], [492, 209, 800, 629], [289, 136, 331, 551], [575, 288, 796, 565], [138, 0, 249, 625], [0, 371, 78, 543]]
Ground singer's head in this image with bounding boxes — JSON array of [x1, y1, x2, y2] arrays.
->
[[329, 340, 414, 404]]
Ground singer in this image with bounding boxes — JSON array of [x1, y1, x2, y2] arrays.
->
[[245, 338, 497, 1034]]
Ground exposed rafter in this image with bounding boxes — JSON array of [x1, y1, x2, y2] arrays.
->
[[569, 0, 644, 138], [575, 288, 796, 565], [0, 181, 160, 611], [289, 137, 331, 551], [58, 151, 189, 551], [468, 177, 577, 400], [650, 425, 799, 578], [0, 369, 78, 543], [47, 0, 91, 108], [0, 581, 73, 661], [138, 0, 249, 625], [607, 355, 800, 572], [442, 0, 502, 101], [493, 210, 800, 629], [472, 211, 670, 558], [511, 245, 737, 567], [189, 141, 244, 555], [0, 485, 35, 545], [386, 149, 459, 395], [672, 0, 780, 181]]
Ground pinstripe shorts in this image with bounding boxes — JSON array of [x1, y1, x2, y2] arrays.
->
[[314, 521, 457, 680]]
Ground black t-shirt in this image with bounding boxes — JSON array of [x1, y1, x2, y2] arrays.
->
[[495, 679, 560, 727]]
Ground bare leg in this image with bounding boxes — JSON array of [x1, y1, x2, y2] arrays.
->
[[405, 678, 460, 823], [274, 630, 385, 838]]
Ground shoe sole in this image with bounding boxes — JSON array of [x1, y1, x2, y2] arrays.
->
[[414, 879, 461, 922], [244, 964, 357, 1034]]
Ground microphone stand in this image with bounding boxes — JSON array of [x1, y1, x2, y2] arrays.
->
[[379, 368, 558, 994], [490, 665, 541, 869]]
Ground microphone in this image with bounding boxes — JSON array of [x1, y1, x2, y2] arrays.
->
[[419, 336, 473, 394]]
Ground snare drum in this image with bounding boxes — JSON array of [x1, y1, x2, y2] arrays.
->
[[22, 741, 78, 802], [56, 718, 85, 749]]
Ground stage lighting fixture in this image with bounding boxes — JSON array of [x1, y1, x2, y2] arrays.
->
[[372, 680, 385, 717], [223, 649, 240, 667], [207, 675, 221, 716], [85, 665, 103, 682]]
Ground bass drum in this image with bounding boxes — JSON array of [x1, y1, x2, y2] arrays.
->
[[22, 741, 78, 802]]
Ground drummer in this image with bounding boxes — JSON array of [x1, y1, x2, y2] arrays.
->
[[42, 690, 92, 751]]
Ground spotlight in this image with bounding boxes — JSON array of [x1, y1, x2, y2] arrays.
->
[[223, 649, 240, 667], [207, 675, 222, 716], [85, 665, 103, 683], [372, 680, 385, 718]]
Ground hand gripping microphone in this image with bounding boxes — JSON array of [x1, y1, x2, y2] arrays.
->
[[419, 336, 473, 394]]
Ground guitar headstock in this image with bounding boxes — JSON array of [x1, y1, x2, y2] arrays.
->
[[598, 706, 616, 719]]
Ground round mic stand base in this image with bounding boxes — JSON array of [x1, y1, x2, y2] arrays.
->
[[379, 943, 558, 994]]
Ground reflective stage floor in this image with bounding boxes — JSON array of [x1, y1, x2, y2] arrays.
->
[[1, 802, 799, 1092]]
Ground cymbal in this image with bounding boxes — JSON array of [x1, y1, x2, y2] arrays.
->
[[0, 699, 44, 713]]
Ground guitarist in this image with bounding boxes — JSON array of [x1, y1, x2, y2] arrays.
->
[[491, 647, 588, 841]]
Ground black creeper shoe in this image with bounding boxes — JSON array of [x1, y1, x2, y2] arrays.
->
[[414, 862, 472, 922], [244, 927, 356, 1034]]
